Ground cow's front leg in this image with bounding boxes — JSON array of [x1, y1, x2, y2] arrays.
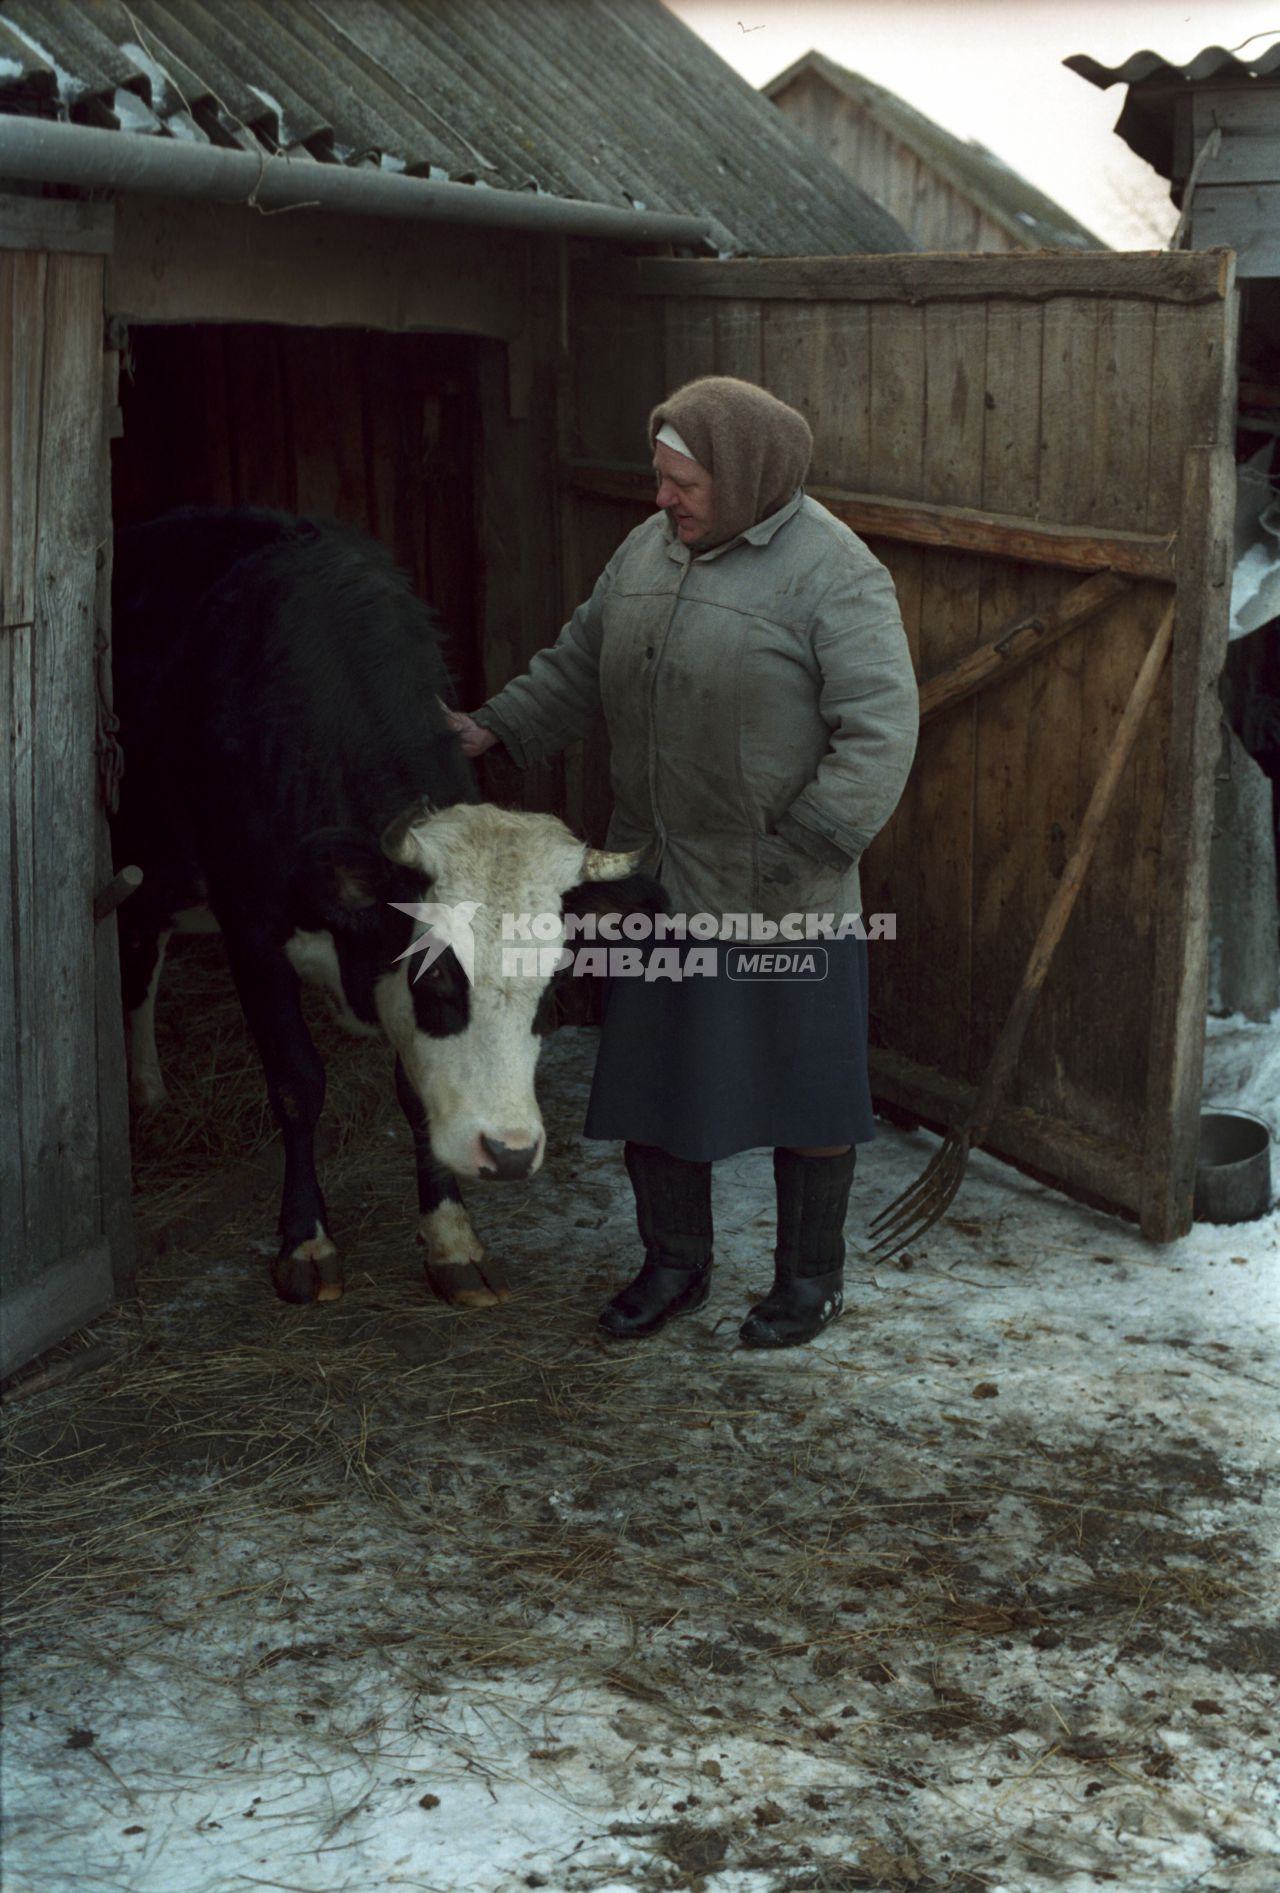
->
[[122, 924, 172, 1111], [394, 1057, 509, 1308], [223, 926, 343, 1305]]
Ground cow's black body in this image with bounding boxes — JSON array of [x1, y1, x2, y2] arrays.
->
[[112, 507, 478, 1301]]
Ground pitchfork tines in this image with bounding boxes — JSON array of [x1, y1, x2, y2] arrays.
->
[[866, 1127, 972, 1258]]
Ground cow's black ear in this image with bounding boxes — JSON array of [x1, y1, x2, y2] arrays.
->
[[295, 827, 412, 929], [561, 872, 669, 921]]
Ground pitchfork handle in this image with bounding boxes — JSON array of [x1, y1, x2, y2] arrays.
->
[[969, 600, 1176, 1146]]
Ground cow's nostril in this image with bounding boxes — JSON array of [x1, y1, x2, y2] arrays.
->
[[479, 1133, 540, 1180]]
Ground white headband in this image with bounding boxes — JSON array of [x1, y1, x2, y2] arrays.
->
[[656, 421, 699, 462]]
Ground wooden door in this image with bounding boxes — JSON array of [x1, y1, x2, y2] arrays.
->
[[1, 197, 128, 1378], [557, 250, 1238, 1240]]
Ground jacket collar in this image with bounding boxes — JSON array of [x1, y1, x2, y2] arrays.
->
[[664, 488, 804, 564]]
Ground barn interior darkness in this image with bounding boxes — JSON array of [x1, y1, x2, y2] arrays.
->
[[111, 324, 486, 709]]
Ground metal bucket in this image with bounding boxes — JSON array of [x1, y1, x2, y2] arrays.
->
[[1193, 1110, 1273, 1224]]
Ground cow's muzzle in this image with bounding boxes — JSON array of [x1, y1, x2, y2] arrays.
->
[[478, 1132, 542, 1181]]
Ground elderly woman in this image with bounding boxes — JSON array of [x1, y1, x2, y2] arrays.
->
[[448, 377, 918, 1348]]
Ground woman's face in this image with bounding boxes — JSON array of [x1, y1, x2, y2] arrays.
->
[[653, 441, 716, 546]]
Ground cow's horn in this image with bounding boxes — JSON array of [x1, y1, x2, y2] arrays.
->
[[381, 799, 434, 864], [582, 846, 644, 881]]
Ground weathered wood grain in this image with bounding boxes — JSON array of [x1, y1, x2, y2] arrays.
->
[[582, 250, 1233, 306], [661, 297, 716, 392], [918, 572, 1132, 725], [1071, 299, 1161, 1134], [970, 297, 1044, 1088], [29, 253, 105, 1273], [867, 1049, 1143, 1216], [1, 251, 45, 632], [0, 194, 113, 255], [865, 300, 928, 1064], [1020, 293, 1099, 1124], [912, 297, 987, 1077], [561, 463, 1176, 579], [1189, 185, 1280, 276], [1141, 444, 1238, 1240], [93, 342, 136, 1297]]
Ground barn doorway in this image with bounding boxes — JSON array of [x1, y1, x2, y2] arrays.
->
[[108, 323, 490, 1258], [112, 324, 485, 706]]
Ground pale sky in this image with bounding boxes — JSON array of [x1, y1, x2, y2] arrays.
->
[[665, 1, 1280, 246]]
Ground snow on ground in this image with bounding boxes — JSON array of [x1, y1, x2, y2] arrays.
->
[[2, 1001, 1277, 1893]]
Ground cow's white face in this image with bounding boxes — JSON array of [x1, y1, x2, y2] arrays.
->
[[374, 804, 640, 1180]]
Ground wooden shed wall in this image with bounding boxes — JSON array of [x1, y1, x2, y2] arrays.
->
[[558, 251, 1237, 1238], [771, 71, 1024, 255], [1176, 85, 1280, 277], [2, 206, 123, 1376]]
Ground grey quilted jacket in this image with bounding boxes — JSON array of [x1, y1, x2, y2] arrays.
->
[[474, 491, 919, 921]]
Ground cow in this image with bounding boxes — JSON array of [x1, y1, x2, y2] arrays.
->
[[110, 507, 656, 1309]]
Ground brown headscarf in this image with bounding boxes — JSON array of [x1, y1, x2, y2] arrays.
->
[[649, 376, 813, 551]]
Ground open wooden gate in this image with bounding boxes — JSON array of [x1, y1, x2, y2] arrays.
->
[[558, 249, 1237, 1241], [1, 197, 131, 1377]]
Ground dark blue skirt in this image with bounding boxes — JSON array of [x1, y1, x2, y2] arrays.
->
[[583, 937, 875, 1161]]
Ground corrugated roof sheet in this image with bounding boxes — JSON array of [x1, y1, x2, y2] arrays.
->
[[0, 0, 915, 257], [1065, 42, 1280, 179], [765, 50, 1103, 252], [1065, 43, 1280, 91]]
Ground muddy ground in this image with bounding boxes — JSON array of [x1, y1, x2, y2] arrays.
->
[[2, 942, 1277, 1893]]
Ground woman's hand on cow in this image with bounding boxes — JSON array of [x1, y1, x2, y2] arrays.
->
[[440, 703, 500, 759]]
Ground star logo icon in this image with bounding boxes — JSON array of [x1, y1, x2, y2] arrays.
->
[[389, 900, 480, 985]]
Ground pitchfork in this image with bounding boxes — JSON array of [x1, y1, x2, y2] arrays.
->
[[867, 599, 1176, 1259]]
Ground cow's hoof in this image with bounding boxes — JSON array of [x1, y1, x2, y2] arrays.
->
[[426, 1259, 511, 1308], [273, 1233, 344, 1305]]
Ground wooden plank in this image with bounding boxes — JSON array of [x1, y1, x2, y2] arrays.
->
[[93, 342, 136, 1297], [1188, 185, 1280, 277], [911, 298, 987, 1079], [583, 250, 1234, 307], [804, 304, 870, 487], [918, 572, 1132, 724], [25, 253, 104, 1275], [661, 298, 716, 392], [970, 298, 1043, 1088], [572, 294, 663, 460], [0, 1239, 114, 1382], [1019, 294, 1099, 1124], [860, 536, 924, 1062], [866, 300, 927, 1065], [1140, 444, 1237, 1240], [868, 1048, 1142, 1216], [1070, 300, 1161, 1136], [1, 251, 46, 631], [0, 194, 113, 255], [560, 462, 1176, 580], [712, 299, 764, 384], [0, 614, 25, 1280], [1195, 130, 1280, 185], [111, 198, 521, 335]]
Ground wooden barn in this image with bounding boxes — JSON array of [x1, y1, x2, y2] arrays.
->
[[0, 2, 1239, 1382], [764, 48, 1104, 255]]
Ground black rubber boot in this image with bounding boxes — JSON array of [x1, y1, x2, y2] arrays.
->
[[598, 1142, 713, 1340], [739, 1147, 856, 1349]]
